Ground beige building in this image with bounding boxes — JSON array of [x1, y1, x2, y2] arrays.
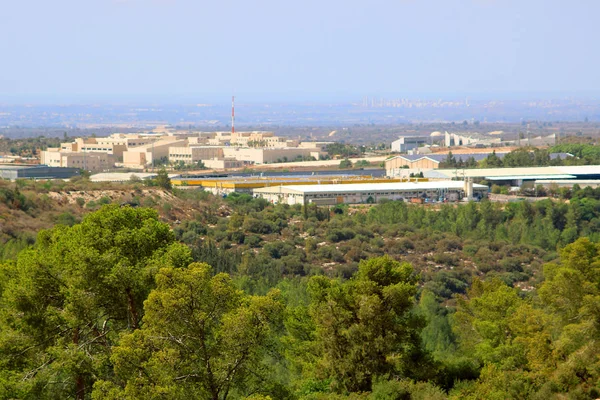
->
[[122, 138, 188, 167], [202, 158, 244, 169], [95, 134, 154, 148], [222, 147, 323, 164], [169, 146, 225, 164], [42, 149, 114, 172], [59, 138, 127, 160]]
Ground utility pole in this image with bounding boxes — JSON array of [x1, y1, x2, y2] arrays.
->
[[231, 95, 235, 137]]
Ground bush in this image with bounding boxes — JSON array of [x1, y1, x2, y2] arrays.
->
[[55, 212, 77, 226], [98, 196, 111, 205], [244, 235, 263, 248], [339, 159, 353, 169]]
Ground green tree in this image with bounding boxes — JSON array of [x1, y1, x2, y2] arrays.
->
[[307, 256, 427, 393], [480, 150, 503, 168], [0, 206, 191, 399], [93, 263, 284, 400], [155, 167, 172, 190], [339, 159, 353, 169]]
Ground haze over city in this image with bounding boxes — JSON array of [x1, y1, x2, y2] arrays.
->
[[2, 0, 600, 103]]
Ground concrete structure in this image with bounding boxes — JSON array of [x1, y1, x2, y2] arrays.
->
[[253, 181, 487, 205], [59, 138, 128, 159], [122, 138, 188, 168], [391, 136, 429, 153], [202, 158, 244, 170], [444, 131, 502, 147], [222, 147, 323, 164], [42, 151, 115, 172], [169, 146, 225, 164], [506, 133, 557, 147], [90, 172, 180, 182], [0, 165, 81, 180]]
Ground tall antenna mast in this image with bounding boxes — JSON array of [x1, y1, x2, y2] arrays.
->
[[231, 95, 235, 136]]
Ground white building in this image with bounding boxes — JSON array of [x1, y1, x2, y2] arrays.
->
[[391, 136, 429, 153], [253, 181, 487, 205]]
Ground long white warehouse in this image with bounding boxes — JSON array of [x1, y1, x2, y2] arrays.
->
[[253, 180, 488, 205]]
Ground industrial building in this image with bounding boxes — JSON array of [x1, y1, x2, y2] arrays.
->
[[168, 146, 225, 164], [0, 165, 81, 180], [90, 172, 180, 182], [425, 166, 600, 186], [533, 180, 600, 189], [385, 152, 507, 174], [221, 147, 323, 164], [444, 132, 502, 147], [391, 136, 430, 153], [42, 151, 115, 172], [170, 175, 406, 195], [253, 180, 486, 205], [386, 152, 573, 176], [122, 138, 189, 167]]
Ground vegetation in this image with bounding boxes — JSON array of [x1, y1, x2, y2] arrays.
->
[[339, 158, 353, 169], [3, 181, 600, 398]]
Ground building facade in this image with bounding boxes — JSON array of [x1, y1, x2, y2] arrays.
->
[[391, 136, 429, 153]]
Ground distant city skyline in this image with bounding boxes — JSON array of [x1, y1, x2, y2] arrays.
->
[[1, 0, 599, 103]]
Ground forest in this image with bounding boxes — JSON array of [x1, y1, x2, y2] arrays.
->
[[1, 180, 600, 399]]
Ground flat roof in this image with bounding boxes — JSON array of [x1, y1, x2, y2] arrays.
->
[[428, 165, 600, 179], [254, 181, 487, 195], [90, 172, 180, 182], [0, 164, 43, 170], [534, 179, 600, 185], [486, 174, 576, 180]]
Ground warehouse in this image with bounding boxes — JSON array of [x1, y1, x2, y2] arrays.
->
[[425, 165, 600, 186], [253, 180, 487, 205], [385, 152, 572, 175], [0, 165, 81, 180], [171, 175, 409, 195]]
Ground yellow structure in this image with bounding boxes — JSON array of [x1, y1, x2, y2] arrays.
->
[[171, 176, 423, 195]]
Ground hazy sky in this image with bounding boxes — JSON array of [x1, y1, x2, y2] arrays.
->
[[1, 0, 599, 102]]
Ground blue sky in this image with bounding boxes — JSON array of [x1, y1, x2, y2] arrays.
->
[[1, 0, 599, 102]]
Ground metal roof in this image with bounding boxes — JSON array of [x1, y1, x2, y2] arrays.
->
[[534, 179, 600, 185], [90, 172, 180, 182], [0, 164, 44, 170], [486, 175, 576, 181], [254, 181, 487, 195], [428, 165, 600, 179]]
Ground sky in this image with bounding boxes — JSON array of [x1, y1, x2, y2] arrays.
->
[[1, 0, 599, 103]]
